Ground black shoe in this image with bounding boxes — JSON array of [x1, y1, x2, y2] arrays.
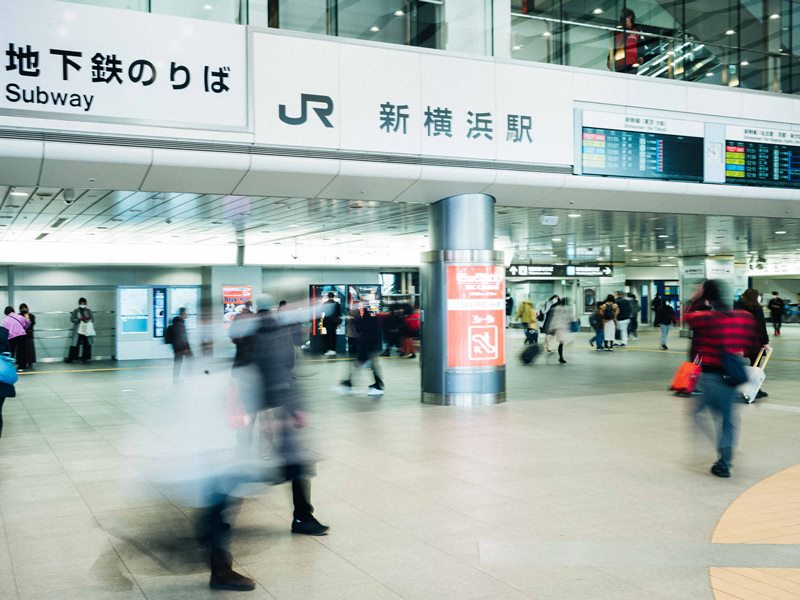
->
[[291, 517, 329, 536], [711, 460, 730, 478], [407, 353, 416, 359], [64, 358, 73, 363], [589, 340, 594, 347], [380, 350, 390, 357], [558, 358, 566, 364], [662, 345, 668, 350], [756, 390, 768, 398]]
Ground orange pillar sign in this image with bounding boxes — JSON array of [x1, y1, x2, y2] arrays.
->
[[446, 265, 505, 367]]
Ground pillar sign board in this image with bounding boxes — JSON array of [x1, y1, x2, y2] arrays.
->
[[446, 265, 505, 368]]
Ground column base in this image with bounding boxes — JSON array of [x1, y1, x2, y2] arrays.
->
[[421, 392, 506, 406]]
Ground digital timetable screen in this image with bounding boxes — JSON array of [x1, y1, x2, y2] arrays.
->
[[725, 141, 800, 188], [582, 128, 704, 182]]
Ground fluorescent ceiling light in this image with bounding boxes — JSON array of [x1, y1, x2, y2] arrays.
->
[[706, 72, 715, 77], [740, 61, 749, 66], [725, 29, 735, 35], [617, 244, 626, 248], [632, 258, 640, 262], [203, 3, 213, 10], [567, 213, 581, 218], [775, 230, 787, 234], [624, 249, 633, 252], [394, 10, 405, 16], [666, 245, 675, 249], [551, 237, 562, 242], [513, 45, 522, 50], [658, 235, 669, 238], [769, 13, 780, 20], [9, 191, 28, 197], [592, 8, 604, 15], [370, 25, 380, 32], [542, 31, 552, 37]]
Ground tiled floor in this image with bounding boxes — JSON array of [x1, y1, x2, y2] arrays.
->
[[1, 326, 799, 600]]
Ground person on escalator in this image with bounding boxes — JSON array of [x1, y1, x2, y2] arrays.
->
[[609, 9, 643, 74]]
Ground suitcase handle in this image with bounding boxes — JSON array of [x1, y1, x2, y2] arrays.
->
[[754, 346, 773, 370]]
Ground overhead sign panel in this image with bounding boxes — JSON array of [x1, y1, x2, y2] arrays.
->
[[724, 126, 800, 189], [0, 0, 248, 130], [506, 264, 614, 278], [580, 111, 704, 182]]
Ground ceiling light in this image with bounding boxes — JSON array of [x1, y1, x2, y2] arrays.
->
[[658, 235, 669, 239], [592, 8, 604, 15], [769, 13, 780, 20], [512, 45, 522, 51], [203, 3, 213, 10], [666, 245, 675, 249], [708, 253, 716, 256], [289, 224, 300, 228], [9, 191, 28, 197], [632, 258, 640, 262], [725, 29, 735, 36], [617, 244, 626, 248], [624, 249, 633, 252], [668, 256, 676, 259], [542, 31, 552, 37], [552, 237, 562, 242], [706, 72, 715, 77], [370, 25, 380, 32], [775, 230, 787, 234], [740, 60, 749, 66], [568, 213, 581, 218], [394, 10, 405, 16], [632, 63, 640, 68]]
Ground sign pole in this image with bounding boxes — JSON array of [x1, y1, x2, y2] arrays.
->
[[420, 194, 506, 406]]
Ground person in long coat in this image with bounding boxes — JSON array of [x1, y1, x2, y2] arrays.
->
[[15, 303, 36, 370], [66, 297, 94, 363]]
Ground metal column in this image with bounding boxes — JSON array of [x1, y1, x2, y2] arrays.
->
[[420, 194, 506, 406]]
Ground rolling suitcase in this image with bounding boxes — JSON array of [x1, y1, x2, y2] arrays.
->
[[738, 347, 772, 404], [521, 344, 540, 365], [670, 357, 701, 394]]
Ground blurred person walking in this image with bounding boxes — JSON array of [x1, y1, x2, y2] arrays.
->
[[767, 291, 786, 336], [685, 280, 761, 478], [65, 297, 94, 363], [589, 301, 605, 351], [2, 306, 28, 366], [614, 291, 632, 346], [740, 289, 770, 399], [515, 298, 538, 345], [654, 301, 675, 350], [339, 307, 385, 396], [0, 322, 17, 439], [540, 295, 560, 352], [344, 303, 361, 357], [505, 292, 514, 328], [166, 307, 192, 381], [549, 298, 570, 364], [320, 292, 341, 357], [14, 303, 36, 371], [402, 306, 420, 359], [627, 292, 640, 340], [601, 295, 619, 351]]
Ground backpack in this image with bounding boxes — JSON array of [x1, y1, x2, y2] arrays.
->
[[602, 304, 615, 320], [588, 313, 599, 329], [164, 324, 174, 345]]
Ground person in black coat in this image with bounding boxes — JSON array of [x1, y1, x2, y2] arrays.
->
[[15, 304, 36, 370], [0, 325, 17, 439], [169, 308, 192, 381], [740, 288, 769, 399], [340, 308, 385, 395]]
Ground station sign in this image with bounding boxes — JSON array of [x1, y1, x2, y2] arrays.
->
[[506, 264, 614, 278], [446, 265, 505, 368]]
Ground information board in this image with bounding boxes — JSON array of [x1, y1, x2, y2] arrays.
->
[[153, 287, 167, 338], [446, 265, 505, 368], [119, 288, 148, 334], [580, 112, 704, 182], [507, 264, 614, 278], [725, 126, 800, 188]]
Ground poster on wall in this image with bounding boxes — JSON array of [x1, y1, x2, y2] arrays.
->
[[446, 265, 505, 368], [153, 287, 167, 338], [223, 286, 253, 329], [119, 287, 148, 334]]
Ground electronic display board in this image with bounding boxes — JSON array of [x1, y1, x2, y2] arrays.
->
[[580, 112, 704, 182], [724, 126, 800, 188]]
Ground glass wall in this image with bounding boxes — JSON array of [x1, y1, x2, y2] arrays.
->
[[511, 0, 800, 94]]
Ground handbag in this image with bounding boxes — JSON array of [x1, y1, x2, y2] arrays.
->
[[0, 352, 18, 386], [77, 320, 96, 337], [721, 351, 748, 387]]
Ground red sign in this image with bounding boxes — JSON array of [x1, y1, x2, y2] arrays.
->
[[222, 286, 253, 329], [446, 265, 505, 368]]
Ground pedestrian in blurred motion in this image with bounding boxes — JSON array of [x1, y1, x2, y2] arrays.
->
[[685, 280, 760, 478], [601, 295, 619, 351], [230, 301, 259, 369], [614, 291, 632, 346], [402, 306, 420, 359], [345, 302, 361, 357], [627, 292, 640, 340], [320, 292, 341, 357], [238, 300, 330, 534], [166, 307, 192, 381], [505, 292, 514, 328], [767, 291, 785, 336], [739, 288, 770, 399], [65, 297, 94, 363], [589, 301, 605, 351], [3, 306, 28, 366], [654, 300, 675, 350], [381, 303, 408, 357], [549, 298, 570, 364], [0, 321, 17, 439], [15, 303, 36, 371], [540, 295, 560, 352], [339, 307, 385, 396], [515, 298, 538, 345]]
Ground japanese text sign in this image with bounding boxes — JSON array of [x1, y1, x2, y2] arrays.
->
[[447, 265, 505, 368], [0, 0, 247, 130]]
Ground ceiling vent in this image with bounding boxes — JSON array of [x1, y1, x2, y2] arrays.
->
[[51, 217, 68, 228], [35, 233, 49, 240]]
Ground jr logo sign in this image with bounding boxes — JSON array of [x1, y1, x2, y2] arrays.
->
[[278, 93, 334, 128]]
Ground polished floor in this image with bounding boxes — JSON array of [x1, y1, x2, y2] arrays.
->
[[1, 326, 799, 600]]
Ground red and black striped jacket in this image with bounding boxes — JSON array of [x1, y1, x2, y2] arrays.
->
[[684, 309, 761, 371]]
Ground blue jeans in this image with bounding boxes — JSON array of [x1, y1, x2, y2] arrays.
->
[[591, 327, 605, 349], [660, 324, 670, 346], [694, 372, 738, 464]]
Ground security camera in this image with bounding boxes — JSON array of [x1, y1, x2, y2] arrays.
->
[[63, 189, 76, 205]]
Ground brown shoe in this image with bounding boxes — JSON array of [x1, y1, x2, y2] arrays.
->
[[209, 550, 255, 592]]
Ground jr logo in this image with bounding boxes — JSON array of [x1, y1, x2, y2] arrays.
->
[[278, 93, 334, 128]]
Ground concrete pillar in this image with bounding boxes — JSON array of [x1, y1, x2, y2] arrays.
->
[[420, 194, 505, 406]]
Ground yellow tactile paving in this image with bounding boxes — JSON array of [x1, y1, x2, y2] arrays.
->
[[713, 465, 800, 544], [710, 465, 800, 600]]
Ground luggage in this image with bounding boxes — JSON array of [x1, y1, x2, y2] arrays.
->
[[521, 344, 540, 365], [737, 347, 772, 404], [670, 357, 701, 394]]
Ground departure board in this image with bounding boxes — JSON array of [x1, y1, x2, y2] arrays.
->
[[582, 128, 704, 182], [725, 140, 800, 188]]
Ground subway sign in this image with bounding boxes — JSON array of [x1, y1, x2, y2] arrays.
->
[[506, 264, 613, 278]]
